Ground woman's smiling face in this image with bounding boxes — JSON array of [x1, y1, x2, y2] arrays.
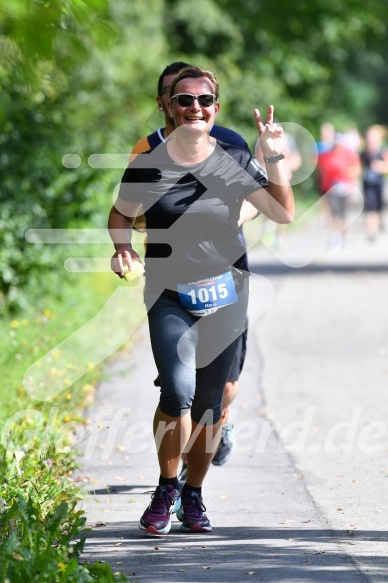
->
[[169, 77, 219, 134]]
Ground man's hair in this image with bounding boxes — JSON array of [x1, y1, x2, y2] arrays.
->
[[169, 66, 220, 99], [157, 61, 191, 96]]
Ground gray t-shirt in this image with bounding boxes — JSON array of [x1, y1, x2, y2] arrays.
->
[[117, 141, 268, 289]]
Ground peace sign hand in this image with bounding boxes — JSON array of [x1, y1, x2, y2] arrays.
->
[[254, 105, 284, 158]]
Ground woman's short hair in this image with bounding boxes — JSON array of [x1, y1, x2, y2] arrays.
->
[[169, 66, 220, 99]]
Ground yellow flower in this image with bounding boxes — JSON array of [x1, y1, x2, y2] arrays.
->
[[65, 393, 72, 399], [43, 308, 54, 319], [10, 320, 19, 328], [58, 562, 66, 572]]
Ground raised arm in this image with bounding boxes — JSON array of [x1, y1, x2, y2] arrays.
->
[[247, 105, 295, 224]]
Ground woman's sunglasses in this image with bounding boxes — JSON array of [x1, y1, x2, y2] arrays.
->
[[171, 93, 217, 107]]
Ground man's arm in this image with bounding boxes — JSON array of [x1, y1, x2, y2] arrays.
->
[[238, 200, 260, 226]]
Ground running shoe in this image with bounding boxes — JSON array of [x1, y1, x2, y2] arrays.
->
[[138, 485, 181, 534], [178, 461, 188, 490], [177, 490, 212, 533], [211, 423, 235, 466]]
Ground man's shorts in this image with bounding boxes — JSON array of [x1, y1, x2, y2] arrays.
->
[[227, 324, 248, 383]]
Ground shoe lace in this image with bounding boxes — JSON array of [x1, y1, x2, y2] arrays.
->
[[183, 493, 206, 521], [145, 487, 175, 516], [220, 424, 233, 444]]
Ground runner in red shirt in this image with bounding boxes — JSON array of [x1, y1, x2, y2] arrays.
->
[[317, 135, 361, 247]]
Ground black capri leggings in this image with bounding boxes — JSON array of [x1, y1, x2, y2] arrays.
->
[[145, 274, 249, 425]]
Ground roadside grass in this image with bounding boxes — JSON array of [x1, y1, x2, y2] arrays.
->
[[0, 242, 146, 582]]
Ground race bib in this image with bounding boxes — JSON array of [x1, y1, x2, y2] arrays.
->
[[177, 271, 238, 317]]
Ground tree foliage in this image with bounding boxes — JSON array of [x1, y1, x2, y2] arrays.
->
[[165, 0, 388, 138], [0, 0, 165, 312]]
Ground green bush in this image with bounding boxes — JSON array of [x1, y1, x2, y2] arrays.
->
[[0, 63, 116, 314], [0, 428, 129, 582]]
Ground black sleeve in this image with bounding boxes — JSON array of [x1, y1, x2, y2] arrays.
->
[[243, 155, 269, 191], [118, 154, 162, 204], [217, 142, 268, 195]]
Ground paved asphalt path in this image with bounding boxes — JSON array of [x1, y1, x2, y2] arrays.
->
[[78, 211, 388, 582]]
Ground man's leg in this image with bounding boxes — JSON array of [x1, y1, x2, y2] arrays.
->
[[212, 323, 248, 466], [221, 379, 239, 423]]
